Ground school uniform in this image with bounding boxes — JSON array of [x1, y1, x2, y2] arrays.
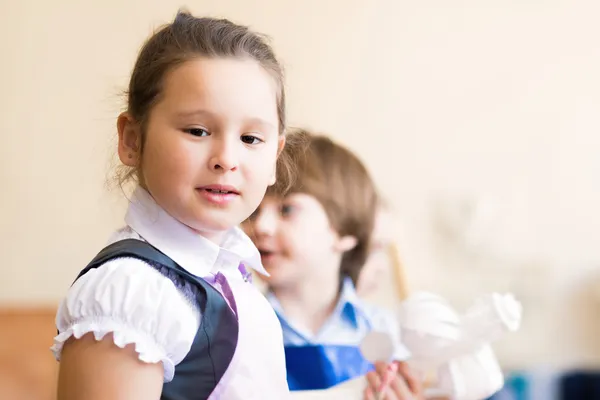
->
[[267, 277, 411, 390], [52, 186, 289, 399]]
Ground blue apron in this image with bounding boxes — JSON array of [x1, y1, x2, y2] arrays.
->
[[284, 344, 374, 391]]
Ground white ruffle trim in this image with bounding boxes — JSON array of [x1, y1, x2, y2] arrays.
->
[[51, 318, 175, 382]]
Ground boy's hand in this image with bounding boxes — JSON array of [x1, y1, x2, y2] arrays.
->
[[364, 361, 424, 400]]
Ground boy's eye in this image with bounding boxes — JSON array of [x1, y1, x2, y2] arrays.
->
[[184, 128, 209, 137], [281, 204, 295, 216], [241, 135, 263, 145]]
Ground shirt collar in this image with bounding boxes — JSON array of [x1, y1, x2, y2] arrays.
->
[[336, 277, 364, 327], [124, 186, 268, 277]]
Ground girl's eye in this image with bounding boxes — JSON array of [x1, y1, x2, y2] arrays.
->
[[184, 128, 209, 137], [241, 135, 263, 145]]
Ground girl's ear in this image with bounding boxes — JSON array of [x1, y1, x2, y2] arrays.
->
[[269, 135, 286, 186], [117, 112, 142, 167]]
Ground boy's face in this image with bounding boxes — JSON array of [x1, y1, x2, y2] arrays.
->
[[244, 193, 346, 289]]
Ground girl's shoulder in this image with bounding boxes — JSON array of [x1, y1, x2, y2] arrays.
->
[[52, 227, 202, 382]]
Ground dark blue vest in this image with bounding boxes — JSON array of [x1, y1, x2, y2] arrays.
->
[[75, 239, 239, 400]]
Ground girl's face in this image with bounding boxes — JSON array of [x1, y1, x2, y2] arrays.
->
[[119, 58, 283, 243]]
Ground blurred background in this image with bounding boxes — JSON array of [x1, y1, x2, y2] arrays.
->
[[1, 0, 599, 399]]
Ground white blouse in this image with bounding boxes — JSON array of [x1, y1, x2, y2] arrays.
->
[[52, 187, 268, 382]]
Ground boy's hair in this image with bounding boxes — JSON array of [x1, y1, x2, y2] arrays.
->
[[268, 128, 379, 285], [115, 10, 295, 192]]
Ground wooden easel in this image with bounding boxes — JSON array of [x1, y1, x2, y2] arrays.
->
[[386, 241, 410, 301]]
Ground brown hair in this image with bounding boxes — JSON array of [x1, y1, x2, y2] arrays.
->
[[115, 10, 294, 191], [268, 128, 379, 285]]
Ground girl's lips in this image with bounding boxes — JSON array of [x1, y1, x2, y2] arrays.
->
[[196, 188, 239, 205], [198, 184, 240, 194]]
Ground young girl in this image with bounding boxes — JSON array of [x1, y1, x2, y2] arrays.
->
[[52, 10, 293, 400]]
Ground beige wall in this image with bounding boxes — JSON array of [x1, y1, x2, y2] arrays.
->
[[2, 0, 599, 369]]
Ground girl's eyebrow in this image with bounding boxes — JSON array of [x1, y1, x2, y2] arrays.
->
[[244, 117, 276, 131], [175, 109, 276, 130], [174, 109, 215, 119]]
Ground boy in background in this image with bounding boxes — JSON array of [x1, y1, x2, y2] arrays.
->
[[244, 129, 423, 399]]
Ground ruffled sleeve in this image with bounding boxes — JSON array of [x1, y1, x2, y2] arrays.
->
[[51, 257, 201, 382]]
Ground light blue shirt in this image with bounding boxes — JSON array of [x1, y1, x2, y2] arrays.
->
[[266, 277, 411, 361]]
